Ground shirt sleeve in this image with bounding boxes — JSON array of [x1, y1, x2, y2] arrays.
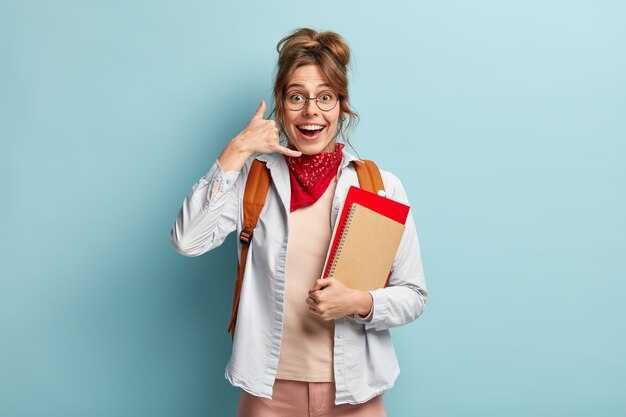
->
[[354, 171, 428, 331], [169, 159, 245, 257]]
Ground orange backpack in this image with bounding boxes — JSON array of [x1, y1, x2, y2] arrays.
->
[[228, 159, 385, 340]]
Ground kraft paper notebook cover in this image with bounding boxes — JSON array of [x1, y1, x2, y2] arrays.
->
[[322, 186, 410, 291]]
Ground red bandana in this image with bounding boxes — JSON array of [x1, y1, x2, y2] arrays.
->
[[285, 143, 345, 212]]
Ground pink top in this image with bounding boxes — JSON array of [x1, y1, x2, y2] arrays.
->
[[275, 177, 337, 382]]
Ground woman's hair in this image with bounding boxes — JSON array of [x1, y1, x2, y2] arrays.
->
[[272, 28, 359, 150]]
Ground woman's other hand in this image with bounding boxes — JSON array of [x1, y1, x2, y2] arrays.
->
[[306, 278, 373, 321], [218, 100, 301, 172]]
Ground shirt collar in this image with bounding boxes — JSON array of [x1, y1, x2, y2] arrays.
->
[[340, 147, 361, 168], [254, 152, 278, 166]]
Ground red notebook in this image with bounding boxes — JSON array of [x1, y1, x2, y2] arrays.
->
[[321, 186, 410, 290]]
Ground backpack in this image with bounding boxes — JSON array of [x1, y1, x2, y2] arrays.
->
[[227, 159, 385, 340]]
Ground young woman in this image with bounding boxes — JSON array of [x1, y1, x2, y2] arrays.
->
[[170, 28, 428, 417]]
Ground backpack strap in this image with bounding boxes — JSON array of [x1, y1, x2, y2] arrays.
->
[[228, 157, 384, 340], [353, 159, 385, 196], [227, 159, 271, 340]]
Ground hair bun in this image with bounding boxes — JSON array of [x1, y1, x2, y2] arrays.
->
[[315, 32, 350, 67], [277, 28, 351, 69]]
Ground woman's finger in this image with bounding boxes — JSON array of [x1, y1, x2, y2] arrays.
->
[[308, 291, 320, 300], [309, 284, 322, 293], [314, 278, 333, 290], [274, 144, 302, 158], [251, 99, 266, 121]]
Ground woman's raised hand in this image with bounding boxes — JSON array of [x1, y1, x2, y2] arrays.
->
[[218, 100, 301, 172], [241, 100, 302, 157]]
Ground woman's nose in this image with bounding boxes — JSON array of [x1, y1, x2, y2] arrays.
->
[[302, 98, 318, 116]]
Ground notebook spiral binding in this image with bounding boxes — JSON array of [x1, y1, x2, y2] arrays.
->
[[329, 204, 358, 276]]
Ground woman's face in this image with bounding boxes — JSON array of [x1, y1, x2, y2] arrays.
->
[[283, 65, 342, 155]]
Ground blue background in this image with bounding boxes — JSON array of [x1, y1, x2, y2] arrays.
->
[[2, 1, 625, 416]]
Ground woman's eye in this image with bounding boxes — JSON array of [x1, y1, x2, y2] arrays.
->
[[319, 92, 335, 102], [289, 93, 304, 101]]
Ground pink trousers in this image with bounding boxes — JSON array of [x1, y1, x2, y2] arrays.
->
[[236, 379, 386, 417]]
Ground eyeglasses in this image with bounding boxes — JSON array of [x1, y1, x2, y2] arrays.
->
[[285, 90, 339, 112]]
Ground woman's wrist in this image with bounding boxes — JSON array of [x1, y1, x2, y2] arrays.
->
[[218, 135, 253, 172], [353, 290, 373, 318]]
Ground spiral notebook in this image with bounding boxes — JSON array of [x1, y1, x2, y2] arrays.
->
[[322, 186, 409, 291]]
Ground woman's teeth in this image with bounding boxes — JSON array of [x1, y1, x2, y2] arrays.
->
[[299, 125, 324, 130], [297, 125, 325, 138]]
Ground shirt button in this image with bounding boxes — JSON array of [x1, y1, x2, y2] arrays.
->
[[225, 179, 231, 184], [338, 334, 342, 339], [338, 369, 343, 374]]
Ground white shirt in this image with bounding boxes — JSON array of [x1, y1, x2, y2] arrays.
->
[[169, 149, 428, 405]]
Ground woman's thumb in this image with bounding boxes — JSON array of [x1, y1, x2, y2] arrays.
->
[[252, 100, 266, 120]]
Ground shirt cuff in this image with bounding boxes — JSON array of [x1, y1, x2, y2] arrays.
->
[[205, 160, 240, 206]]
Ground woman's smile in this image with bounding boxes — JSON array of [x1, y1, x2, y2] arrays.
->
[[296, 124, 326, 140]]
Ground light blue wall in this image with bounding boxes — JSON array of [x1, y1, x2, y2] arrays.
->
[[2, 1, 625, 416]]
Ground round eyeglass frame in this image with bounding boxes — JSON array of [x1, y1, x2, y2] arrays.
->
[[284, 91, 339, 112]]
